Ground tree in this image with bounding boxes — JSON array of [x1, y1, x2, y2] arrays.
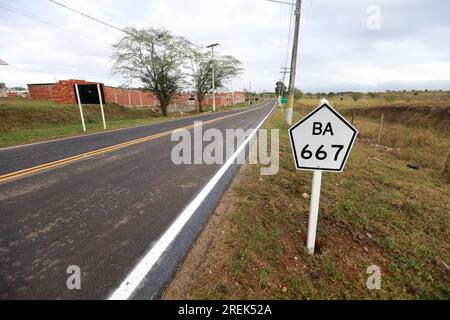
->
[[294, 88, 303, 100], [275, 81, 287, 97], [9, 86, 26, 91], [351, 92, 363, 102], [112, 27, 191, 116], [189, 47, 242, 112]]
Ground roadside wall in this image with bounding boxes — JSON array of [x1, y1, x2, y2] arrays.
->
[[28, 79, 245, 112]]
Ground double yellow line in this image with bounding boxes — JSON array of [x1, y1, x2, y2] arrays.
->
[[0, 105, 268, 184]]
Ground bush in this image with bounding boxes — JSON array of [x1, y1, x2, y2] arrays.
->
[[351, 93, 362, 102]]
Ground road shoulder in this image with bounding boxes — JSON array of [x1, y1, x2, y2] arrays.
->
[[162, 164, 249, 299]]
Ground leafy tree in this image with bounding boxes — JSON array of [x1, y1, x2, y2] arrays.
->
[[351, 92, 363, 102], [294, 88, 303, 100], [112, 27, 191, 116], [9, 86, 26, 91], [275, 81, 287, 97], [189, 47, 242, 112]]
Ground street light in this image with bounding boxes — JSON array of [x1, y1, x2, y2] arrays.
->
[[206, 43, 219, 112]]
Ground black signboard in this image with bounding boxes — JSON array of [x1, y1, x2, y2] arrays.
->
[[74, 84, 105, 104]]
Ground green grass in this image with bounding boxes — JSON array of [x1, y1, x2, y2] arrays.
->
[[0, 97, 253, 147], [0, 117, 168, 147]]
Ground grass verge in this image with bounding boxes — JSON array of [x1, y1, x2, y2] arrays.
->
[[164, 98, 450, 300], [0, 97, 251, 147]]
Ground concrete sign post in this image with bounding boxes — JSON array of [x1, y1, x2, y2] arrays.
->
[[288, 99, 358, 254]]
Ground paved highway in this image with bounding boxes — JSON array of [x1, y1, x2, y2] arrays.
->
[[0, 100, 275, 299]]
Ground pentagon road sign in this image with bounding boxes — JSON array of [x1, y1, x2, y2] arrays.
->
[[289, 103, 358, 172]]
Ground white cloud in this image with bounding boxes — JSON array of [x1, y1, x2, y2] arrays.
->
[[0, 0, 449, 92]]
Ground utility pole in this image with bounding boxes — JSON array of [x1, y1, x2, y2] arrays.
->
[[279, 67, 290, 107], [230, 80, 234, 105], [206, 43, 219, 111], [249, 82, 252, 107], [276, 79, 282, 107], [281, 67, 289, 86], [286, 0, 302, 125]]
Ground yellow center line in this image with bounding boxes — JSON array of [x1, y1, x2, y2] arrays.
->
[[0, 104, 269, 184]]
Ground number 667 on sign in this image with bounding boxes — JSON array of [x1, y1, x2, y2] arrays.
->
[[289, 103, 358, 172]]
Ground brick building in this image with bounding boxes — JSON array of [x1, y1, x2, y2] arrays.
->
[[27, 79, 245, 112]]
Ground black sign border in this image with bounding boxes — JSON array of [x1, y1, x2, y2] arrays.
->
[[288, 103, 358, 172], [73, 83, 106, 105]]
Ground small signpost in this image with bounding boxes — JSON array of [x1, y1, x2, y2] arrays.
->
[[281, 96, 288, 104], [74, 84, 87, 132], [288, 99, 358, 254]]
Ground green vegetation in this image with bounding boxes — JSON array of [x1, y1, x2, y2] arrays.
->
[[0, 97, 250, 147], [112, 27, 242, 115], [165, 90, 450, 299]]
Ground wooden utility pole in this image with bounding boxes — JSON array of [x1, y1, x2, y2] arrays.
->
[[286, 0, 302, 125]]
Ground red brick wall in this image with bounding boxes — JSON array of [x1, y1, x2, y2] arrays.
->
[[104, 87, 158, 108], [27, 79, 244, 111], [28, 84, 54, 100], [52, 79, 101, 104], [203, 92, 245, 107], [28, 80, 103, 104]]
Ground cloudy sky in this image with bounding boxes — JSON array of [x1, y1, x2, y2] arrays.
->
[[1, 0, 449, 92]]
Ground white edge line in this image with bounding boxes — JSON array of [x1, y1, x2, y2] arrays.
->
[[108, 101, 275, 300]]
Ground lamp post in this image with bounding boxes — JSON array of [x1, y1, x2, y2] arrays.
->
[[206, 43, 219, 112]]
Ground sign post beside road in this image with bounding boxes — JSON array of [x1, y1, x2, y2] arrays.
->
[[289, 99, 358, 254], [97, 83, 107, 130], [73, 83, 107, 132], [74, 84, 86, 132]]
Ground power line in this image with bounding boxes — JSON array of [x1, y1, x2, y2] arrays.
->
[[267, 0, 294, 85], [265, 0, 295, 5], [282, 2, 295, 85], [0, 5, 59, 28], [48, 0, 132, 35]]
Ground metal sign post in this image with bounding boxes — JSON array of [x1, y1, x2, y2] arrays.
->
[[97, 83, 107, 130], [289, 99, 358, 254], [74, 84, 86, 132]]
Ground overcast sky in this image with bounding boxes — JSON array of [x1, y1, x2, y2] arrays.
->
[[1, 0, 449, 92]]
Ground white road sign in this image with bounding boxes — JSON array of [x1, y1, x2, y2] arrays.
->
[[289, 100, 358, 255], [289, 102, 358, 172]]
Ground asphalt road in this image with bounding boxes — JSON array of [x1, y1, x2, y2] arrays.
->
[[0, 101, 275, 299], [0, 104, 271, 175]]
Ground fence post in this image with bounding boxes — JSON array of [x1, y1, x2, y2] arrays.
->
[[377, 113, 384, 144], [444, 152, 450, 183]]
